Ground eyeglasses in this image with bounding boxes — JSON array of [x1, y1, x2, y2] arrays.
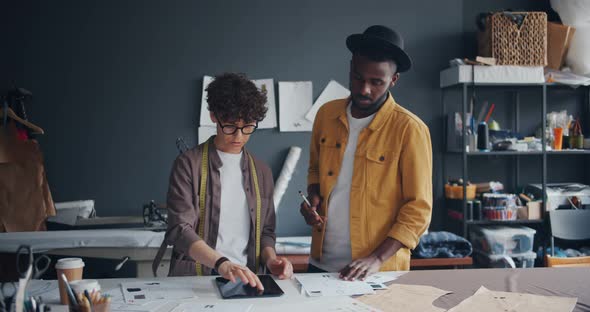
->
[[219, 123, 258, 135], [214, 114, 258, 135]]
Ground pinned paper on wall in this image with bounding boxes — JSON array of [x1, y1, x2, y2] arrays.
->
[[198, 126, 217, 144], [278, 81, 313, 132], [253, 79, 277, 129], [305, 80, 349, 122], [199, 76, 215, 127], [199, 76, 278, 129]]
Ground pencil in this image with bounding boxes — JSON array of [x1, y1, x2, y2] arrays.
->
[[298, 191, 322, 223], [484, 103, 495, 123]]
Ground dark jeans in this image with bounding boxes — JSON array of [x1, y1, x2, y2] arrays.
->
[[307, 263, 327, 273]]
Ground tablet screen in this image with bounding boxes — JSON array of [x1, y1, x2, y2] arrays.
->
[[215, 275, 284, 299]]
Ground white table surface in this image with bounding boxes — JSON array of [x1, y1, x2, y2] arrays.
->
[[26, 272, 405, 312]]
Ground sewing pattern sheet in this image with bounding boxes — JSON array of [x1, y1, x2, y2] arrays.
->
[[296, 273, 375, 297], [357, 284, 451, 312], [446, 286, 577, 312]]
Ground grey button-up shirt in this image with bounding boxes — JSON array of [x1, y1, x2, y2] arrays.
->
[[165, 138, 276, 276]]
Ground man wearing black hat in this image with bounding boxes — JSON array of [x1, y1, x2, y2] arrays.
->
[[300, 25, 432, 279]]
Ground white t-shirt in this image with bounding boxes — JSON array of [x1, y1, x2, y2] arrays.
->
[[311, 104, 375, 272], [215, 149, 250, 266]]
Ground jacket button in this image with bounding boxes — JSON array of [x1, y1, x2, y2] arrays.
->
[[321, 138, 326, 143], [379, 155, 385, 161], [328, 171, 333, 176], [250, 208, 254, 212], [316, 228, 322, 233], [336, 143, 341, 148], [246, 187, 250, 192]]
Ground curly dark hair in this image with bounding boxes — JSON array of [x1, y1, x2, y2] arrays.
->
[[206, 72, 268, 123]]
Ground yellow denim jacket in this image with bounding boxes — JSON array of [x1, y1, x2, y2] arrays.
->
[[308, 93, 432, 271]]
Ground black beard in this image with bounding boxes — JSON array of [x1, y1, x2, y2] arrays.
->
[[351, 91, 389, 115]]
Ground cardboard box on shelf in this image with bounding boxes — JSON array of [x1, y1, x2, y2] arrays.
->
[[517, 201, 542, 220], [547, 22, 576, 70]]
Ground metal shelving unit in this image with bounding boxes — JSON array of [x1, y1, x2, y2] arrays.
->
[[441, 82, 590, 238]]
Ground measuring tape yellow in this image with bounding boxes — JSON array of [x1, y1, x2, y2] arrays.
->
[[195, 139, 262, 275]]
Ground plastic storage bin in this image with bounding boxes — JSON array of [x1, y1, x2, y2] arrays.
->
[[474, 250, 537, 268], [470, 225, 536, 255]]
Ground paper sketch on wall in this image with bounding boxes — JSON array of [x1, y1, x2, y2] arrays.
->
[[198, 126, 217, 144], [199, 75, 277, 129], [305, 80, 349, 122], [278, 81, 313, 132]]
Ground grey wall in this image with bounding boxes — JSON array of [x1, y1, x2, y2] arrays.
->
[[1, 1, 24, 93], [17, 0, 464, 236], [17, 0, 580, 237]]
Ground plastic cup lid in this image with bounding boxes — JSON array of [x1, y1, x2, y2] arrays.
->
[[69, 279, 101, 294], [55, 258, 85, 270]]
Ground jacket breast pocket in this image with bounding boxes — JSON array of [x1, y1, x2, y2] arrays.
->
[[365, 149, 399, 194]]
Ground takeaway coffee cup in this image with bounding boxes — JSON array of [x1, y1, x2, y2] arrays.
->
[[56, 258, 85, 305]]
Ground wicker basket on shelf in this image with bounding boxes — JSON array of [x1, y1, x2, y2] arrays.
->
[[478, 12, 547, 66]]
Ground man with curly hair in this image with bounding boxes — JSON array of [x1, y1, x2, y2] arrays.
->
[[300, 25, 432, 279], [160, 73, 292, 290]]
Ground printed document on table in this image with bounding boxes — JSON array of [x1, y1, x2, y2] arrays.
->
[[121, 281, 198, 304], [170, 302, 253, 312], [296, 273, 375, 297]]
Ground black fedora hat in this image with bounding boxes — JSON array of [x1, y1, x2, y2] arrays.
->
[[346, 25, 412, 73]]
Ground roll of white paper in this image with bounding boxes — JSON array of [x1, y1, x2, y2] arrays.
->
[[273, 146, 302, 213]]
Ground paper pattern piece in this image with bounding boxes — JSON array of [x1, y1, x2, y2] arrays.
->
[[278, 81, 313, 132], [121, 281, 197, 304], [171, 302, 253, 312], [447, 286, 577, 312], [305, 80, 350, 122], [364, 272, 407, 285], [264, 297, 382, 312], [357, 284, 451, 312], [296, 273, 375, 297], [199, 76, 277, 129]]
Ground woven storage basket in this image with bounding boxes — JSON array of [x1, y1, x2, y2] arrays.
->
[[479, 12, 547, 66]]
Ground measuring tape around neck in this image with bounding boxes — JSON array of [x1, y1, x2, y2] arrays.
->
[[195, 140, 262, 275]]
